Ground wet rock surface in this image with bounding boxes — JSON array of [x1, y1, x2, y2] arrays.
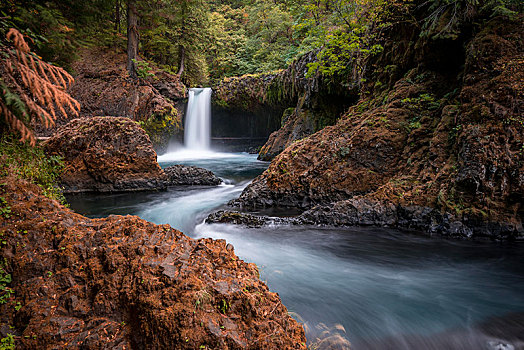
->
[[164, 165, 222, 186], [213, 51, 355, 161], [208, 202, 519, 240], [231, 17, 524, 240], [206, 210, 284, 228], [44, 117, 167, 193], [0, 177, 307, 349]]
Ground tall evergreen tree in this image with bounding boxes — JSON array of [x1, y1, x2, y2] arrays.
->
[[127, 0, 139, 79]]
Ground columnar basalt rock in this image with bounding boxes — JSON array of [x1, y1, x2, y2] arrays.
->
[[229, 17, 524, 240], [213, 51, 356, 161]]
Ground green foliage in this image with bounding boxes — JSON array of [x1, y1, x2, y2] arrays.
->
[[218, 299, 230, 314], [448, 124, 463, 146], [293, 0, 409, 85], [131, 59, 155, 79], [0, 259, 13, 305], [3, 0, 522, 87], [0, 197, 11, 219], [401, 93, 441, 111], [420, 0, 522, 40], [0, 135, 66, 204], [400, 92, 441, 133], [16, 3, 78, 69], [0, 81, 29, 128], [0, 333, 15, 350]]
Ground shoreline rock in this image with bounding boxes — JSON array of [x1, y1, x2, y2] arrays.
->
[[0, 176, 307, 349], [44, 117, 167, 193], [208, 197, 522, 240]]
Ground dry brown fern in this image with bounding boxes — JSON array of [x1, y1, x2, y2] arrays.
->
[[1, 28, 80, 146]]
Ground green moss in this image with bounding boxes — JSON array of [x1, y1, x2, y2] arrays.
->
[[0, 258, 13, 305], [0, 333, 14, 350], [138, 106, 181, 149], [0, 135, 66, 204], [281, 107, 295, 127]]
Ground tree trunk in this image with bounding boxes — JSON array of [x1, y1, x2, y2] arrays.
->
[[127, 0, 138, 80], [115, 0, 120, 33], [177, 45, 185, 77]]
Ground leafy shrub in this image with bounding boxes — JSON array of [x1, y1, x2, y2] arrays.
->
[[131, 59, 155, 79]]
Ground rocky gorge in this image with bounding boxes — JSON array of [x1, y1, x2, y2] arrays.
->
[[1, 0, 523, 348], [223, 14, 524, 240]]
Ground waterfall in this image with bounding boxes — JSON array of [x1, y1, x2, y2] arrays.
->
[[184, 87, 212, 150]]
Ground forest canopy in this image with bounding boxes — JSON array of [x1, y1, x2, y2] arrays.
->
[[1, 0, 522, 87]]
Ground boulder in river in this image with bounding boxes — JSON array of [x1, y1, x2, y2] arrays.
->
[[164, 164, 222, 186], [44, 116, 167, 193]]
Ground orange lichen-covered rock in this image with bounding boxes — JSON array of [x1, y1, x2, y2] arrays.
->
[[0, 176, 306, 349], [44, 116, 167, 193]]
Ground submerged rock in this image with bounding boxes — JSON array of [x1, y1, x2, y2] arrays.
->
[[206, 210, 281, 228], [0, 176, 307, 349], [164, 165, 222, 186], [44, 117, 167, 193]]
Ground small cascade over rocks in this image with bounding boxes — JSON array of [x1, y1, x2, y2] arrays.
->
[[185, 87, 212, 150]]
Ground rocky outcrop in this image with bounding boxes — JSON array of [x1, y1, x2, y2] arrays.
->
[[206, 210, 278, 228], [35, 47, 186, 153], [44, 117, 167, 193], [70, 48, 185, 121], [213, 51, 356, 161], [230, 16, 524, 240], [164, 165, 222, 186], [207, 201, 519, 240], [0, 176, 307, 349]]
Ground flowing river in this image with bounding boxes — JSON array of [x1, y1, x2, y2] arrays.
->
[[67, 151, 524, 350]]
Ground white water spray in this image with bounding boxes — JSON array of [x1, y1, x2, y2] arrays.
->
[[184, 87, 212, 150], [158, 87, 235, 162]]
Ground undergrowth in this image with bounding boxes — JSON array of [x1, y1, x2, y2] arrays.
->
[[0, 135, 66, 204]]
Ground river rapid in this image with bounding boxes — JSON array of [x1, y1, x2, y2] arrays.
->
[[67, 151, 524, 350]]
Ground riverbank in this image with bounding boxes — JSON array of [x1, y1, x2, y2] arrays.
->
[[66, 151, 524, 350], [0, 167, 306, 349]]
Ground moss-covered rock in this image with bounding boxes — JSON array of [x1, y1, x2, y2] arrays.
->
[[213, 51, 357, 160], [230, 16, 524, 240]]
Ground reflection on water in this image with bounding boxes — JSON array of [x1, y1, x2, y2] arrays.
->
[[66, 152, 524, 349]]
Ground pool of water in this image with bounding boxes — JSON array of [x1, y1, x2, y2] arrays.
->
[[67, 152, 524, 349]]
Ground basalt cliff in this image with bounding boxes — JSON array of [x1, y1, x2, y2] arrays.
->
[[229, 13, 523, 240]]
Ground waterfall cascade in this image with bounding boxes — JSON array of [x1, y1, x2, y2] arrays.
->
[[159, 87, 237, 161], [184, 88, 212, 150]]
